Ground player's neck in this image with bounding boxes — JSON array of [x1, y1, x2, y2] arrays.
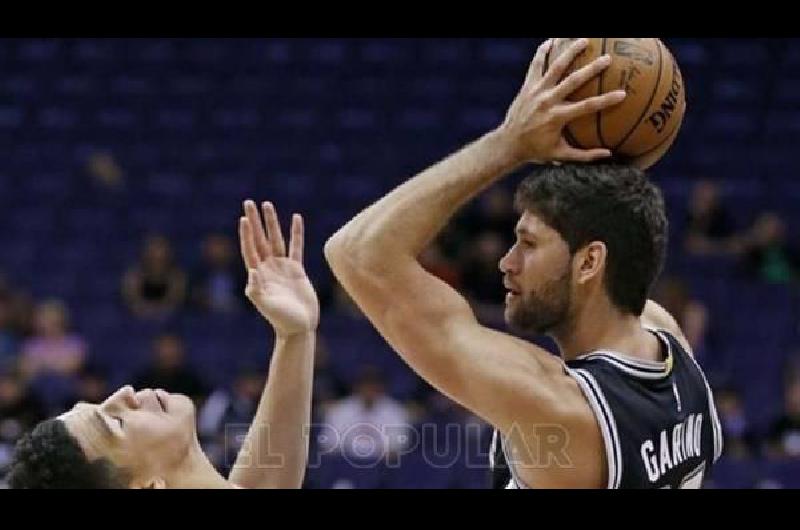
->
[[554, 299, 654, 363], [165, 442, 231, 489]]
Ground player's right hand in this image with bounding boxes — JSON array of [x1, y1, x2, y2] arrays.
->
[[239, 200, 320, 337], [497, 38, 627, 164]]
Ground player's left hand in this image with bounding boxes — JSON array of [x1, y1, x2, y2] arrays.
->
[[239, 200, 320, 337]]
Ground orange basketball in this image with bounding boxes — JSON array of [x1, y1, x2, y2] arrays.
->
[[544, 38, 686, 170]]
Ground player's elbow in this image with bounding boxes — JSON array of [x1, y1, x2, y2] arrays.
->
[[325, 230, 385, 275], [324, 231, 356, 273]]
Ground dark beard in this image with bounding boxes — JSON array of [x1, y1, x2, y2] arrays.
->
[[506, 267, 572, 335]]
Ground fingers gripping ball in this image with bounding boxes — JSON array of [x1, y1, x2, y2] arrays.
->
[[544, 38, 686, 170]]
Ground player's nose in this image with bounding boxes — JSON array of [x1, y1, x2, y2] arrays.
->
[[498, 247, 516, 274], [102, 385, 141, 411]]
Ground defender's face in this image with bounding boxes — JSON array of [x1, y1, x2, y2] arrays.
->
[[59, 385, 197, 486]]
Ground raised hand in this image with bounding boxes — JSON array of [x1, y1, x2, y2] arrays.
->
[[239, 200, 319, 336], [499, 38, 627, 164]]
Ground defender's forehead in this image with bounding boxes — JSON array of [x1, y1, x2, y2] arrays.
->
[[58, 403, 113, 460]]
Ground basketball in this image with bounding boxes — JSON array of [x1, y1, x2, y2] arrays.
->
[[544, 38, 686, 170]]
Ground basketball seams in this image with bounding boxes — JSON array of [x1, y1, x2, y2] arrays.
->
[[611, 38, 664, 151], [629, 46, 685, 158], [596, 38, 609, 148], [631, 106, 683, 160], [545, 37, 683, 164], [622, 40, 684, 158], [564, 38, 600, 149]]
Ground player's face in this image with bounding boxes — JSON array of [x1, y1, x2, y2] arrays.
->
[[59, 385, 197, 486], [499, 211, 574, 335]]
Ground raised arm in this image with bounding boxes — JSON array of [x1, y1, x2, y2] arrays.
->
[[324, 39, 625, 438], [228, 200, 318, 489]]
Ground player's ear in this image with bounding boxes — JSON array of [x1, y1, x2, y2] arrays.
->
[[574, 241, 607, 285]]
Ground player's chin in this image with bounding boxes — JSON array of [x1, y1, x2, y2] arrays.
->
[[503, 303, 520, 327]]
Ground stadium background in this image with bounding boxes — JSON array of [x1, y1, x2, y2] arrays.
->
[[0, 38, 798, 488]]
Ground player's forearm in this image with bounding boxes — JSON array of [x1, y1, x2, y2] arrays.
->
[[326, 129, 522, 268], [228, 331, 315, 489]]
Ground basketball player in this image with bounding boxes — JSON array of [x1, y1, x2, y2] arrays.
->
[[7, 200, 320, 488], [324, 38, 723, 488]]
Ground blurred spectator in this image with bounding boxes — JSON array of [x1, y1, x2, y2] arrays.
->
[[198, 367, 265, 474], [460, 231, 507, 327], [65, 366, 111, 406], [0, 294, 18, 372], [421, 391, 488, 443], [85, 150, 125, 190], [0, 369, 46, 475], [190, 233, 246, 314], [741, 212, 800, 285], [651, 276, 710, 357], [461, 187, 517, 248], [767, 375, 800, 459], [311, 337, 347, 412], [461, 231, 506, 306], [7, 291, 34, 340], [122, 234, 187, 320], [715, 387, 756, 459], [0, 277, 36, 372], [132, 334, 208, 404], [419, 239, 462, 290], [684, 179, 744, 256], [321, 366, 411, 459], [785, 354, 800, 383], [18, 300, 86, 382], [331, 282, 364, 319], [308, 337, 348, 467]]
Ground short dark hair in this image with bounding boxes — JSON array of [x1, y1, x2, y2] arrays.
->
[[7, 419, 130, 488], [514, 163, 667, 316]]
